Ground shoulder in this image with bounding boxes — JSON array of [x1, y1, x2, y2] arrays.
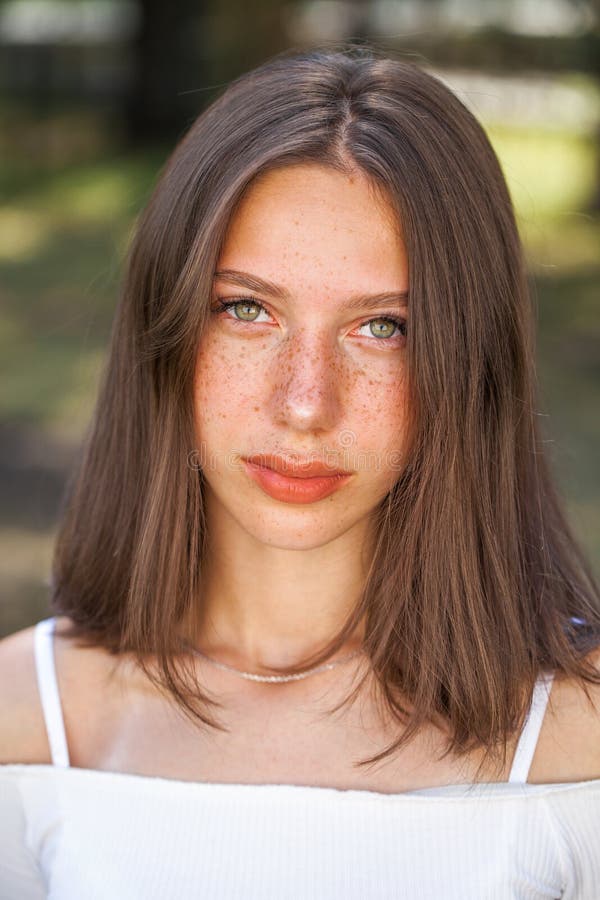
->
[[531, 645, 600, 783], [0, 621, 49, 764], [0, 616, 129, 766]]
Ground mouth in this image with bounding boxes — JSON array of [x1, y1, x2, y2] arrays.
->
[[242, 455, 353, 504], [244, 453, 351, 479]]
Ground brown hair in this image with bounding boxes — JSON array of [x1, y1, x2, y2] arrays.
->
[[51, 43, 600, 777]]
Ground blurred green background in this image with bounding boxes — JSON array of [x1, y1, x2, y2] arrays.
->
[[1, 0, 599, 637]]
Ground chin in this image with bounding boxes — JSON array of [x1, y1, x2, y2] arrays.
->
[[235, 506, 359, 552], [205, 487, 357, 551]]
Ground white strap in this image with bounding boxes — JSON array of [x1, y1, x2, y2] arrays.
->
[[34, 617, 70, 768], [508, 670, 554, 783]]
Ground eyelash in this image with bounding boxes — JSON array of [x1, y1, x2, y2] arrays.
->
[[211, 297, 407, 344]]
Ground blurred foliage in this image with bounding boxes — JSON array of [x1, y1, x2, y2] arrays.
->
[[0, 142, 168, 436], [489, 124, 597, 223], [400, 27, 600, 76]]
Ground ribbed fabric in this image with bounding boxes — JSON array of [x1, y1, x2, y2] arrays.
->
[[2, 764, 600, 899], [0, 618, 599, 899]]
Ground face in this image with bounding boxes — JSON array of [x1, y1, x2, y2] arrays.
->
[[193, 162, 410, 551]]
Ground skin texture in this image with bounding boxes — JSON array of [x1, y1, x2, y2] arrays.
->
[[192, 162, 410, 672]]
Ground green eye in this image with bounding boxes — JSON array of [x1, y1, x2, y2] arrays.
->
[[232, 300, 261, 321], [357, 316, 407, 342], [368, 318, 401, 339], [213, 298, 264, 322], [213, 298, 407, 345]]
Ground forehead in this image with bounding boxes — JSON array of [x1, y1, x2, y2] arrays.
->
[[216, 164, 408, 295]]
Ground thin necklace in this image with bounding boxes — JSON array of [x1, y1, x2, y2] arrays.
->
[[188, 646, 365, 683]]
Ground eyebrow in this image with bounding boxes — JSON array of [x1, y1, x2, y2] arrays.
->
[[213, 269, 409, 310]]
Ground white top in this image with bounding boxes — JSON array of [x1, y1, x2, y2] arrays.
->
[[0, 616, 599, 899]]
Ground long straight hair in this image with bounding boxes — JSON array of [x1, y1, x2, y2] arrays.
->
[[51, 43, 600, 775]]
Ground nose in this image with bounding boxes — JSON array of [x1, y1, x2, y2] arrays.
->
[[269, 329, 344, 435]]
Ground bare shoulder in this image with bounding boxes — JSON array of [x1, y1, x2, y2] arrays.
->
[[0, 616, 129, 766], [0, 621, 50, 764], [531, 645, 600, 784]]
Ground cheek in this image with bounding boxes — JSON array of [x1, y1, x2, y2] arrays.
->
[[193, 338, 264, 438], [350, 367, 408, 441], [336, 369, 408, 484]]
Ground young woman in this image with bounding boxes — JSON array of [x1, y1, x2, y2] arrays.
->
[[1, 44, 600, 899]]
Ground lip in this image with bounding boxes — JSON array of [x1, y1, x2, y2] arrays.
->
[[245, 454, 351, 478], [242, 455, 352, 504]]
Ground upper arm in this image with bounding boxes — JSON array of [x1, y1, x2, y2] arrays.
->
[[570, 646, 600, 778], [532, 645, 600, 783], [0, 627, 51, 765]]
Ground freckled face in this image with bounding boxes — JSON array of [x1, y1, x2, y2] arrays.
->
[[193, 163, 410, 550]]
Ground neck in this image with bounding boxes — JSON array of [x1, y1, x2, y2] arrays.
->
[[186, 501, 373, 672]]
